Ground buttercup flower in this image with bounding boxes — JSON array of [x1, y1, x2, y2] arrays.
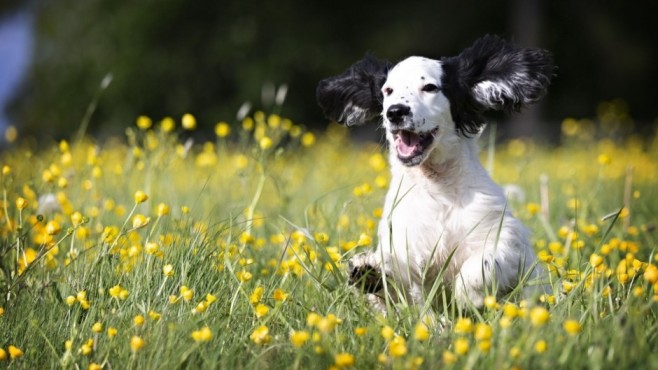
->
[[290, 330, 310, 347], [191, 326, 213, 342], [134, 190, 149, 204], [130, 336, 145, 352], [250, 325, 271, 345], [334, 353, 355, 368]]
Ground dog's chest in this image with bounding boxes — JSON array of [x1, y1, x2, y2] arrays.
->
[[378, 176, 461, 259]]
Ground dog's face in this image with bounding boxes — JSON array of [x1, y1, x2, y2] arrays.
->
[[317, 35, 555, 167], [381, 57, 453, 165]]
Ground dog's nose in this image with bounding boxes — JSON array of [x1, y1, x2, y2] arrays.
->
[[386, 104, 411, 124]]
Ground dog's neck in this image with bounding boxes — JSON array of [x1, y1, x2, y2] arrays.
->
[[389, 135, 491, 202]]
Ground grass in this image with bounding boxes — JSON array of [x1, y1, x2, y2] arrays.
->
[[0, 105, 657, 369]]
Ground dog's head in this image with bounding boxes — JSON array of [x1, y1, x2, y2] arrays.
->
[[317, 35, 555, 166]]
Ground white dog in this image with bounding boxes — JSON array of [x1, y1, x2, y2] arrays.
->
[[316, 35, 554, 311]]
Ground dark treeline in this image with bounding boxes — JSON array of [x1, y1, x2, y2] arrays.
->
[[3, 0, 657, 140]]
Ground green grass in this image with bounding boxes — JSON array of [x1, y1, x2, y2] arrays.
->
[[1, 110, 657, 369]]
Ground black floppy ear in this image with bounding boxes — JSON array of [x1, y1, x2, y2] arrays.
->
[[441, 35, 555, 136], [316, 55, 392, 126]]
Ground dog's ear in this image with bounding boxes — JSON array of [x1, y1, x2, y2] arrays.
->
[[316, 55, 392, 126], [441, 35, 555, 136]]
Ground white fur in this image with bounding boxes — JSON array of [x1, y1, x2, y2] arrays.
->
[[352, 57, 547, 309]]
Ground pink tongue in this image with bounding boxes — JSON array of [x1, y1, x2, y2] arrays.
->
[[396, 131, 421, 157]]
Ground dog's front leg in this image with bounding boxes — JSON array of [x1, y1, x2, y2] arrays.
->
[[348, 252, 390, 313], [348, 252, 385, 293]]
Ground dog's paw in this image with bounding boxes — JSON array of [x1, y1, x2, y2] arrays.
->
[[348, 256, 383, 293]]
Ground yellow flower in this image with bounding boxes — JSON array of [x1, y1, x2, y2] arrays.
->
[[180, 286, 194, 301], [499, 316, 513, 329], [193, 301, 209, 314], [474, 323, 492, 341], [134, 190, 149, 204], [16, 197, 28, 210], [76, 291, 87, 301], [590, 253, 604, 268], [534, 339, 548, 353], [317, 314, 340, 333], [380, 325, 395, 340], [503, 303, 519, 318], [191, 326, 213, 342], [563, 319, 581, 336], [454, 317, 473, 334], [562, 280, 577, 293], [290, 330, 310, 347], [454, 338, 469, 355], [483, 295, 497, 309], [334, 353, 355, 368], [259, 137, 273, 150], [250, 325, 271, 345], [107, 327, 118, 338], [136, 115, 152, 129], [301, 132, 316, 147], [306, 312, 321, 327], [145, 242, 159, 255], [354, 327, 367, 336], [644, 265, 658, 284], [413, 322, 430, 341], [273, 289, 288, 301], [443, 350, 457, 364], [529, 306, 550, 326], [236, 270, 253, 282], [92, 322, 103, 333], [255, 303, 269, 318], [215, 122, 231, 137], [46, 220, 62, 235], [478, 340, 492, 352], [65, 295, 77, 306], [130, 336, 145, 352], [2, 165, 11, 176], [526, 202, 540, 216], [356, 233, 372, 247], [160, 116, 175, 132], [89, 363, 102, 370], [389, 336, 407, 357], [134, 315, 145, 326], [250, 286, 264, 304], [148, 310, 161, 321], [162, 264, 174, 277], [8, 345, 23, 359], [205, 293, 217, 304], [132, 214, 150, 229], [597, 153, 611, 165], [182, 113, 197, 130], [71, 212, 84, 227], [156, 203, 170, 216], [80, 339, 93, 355]]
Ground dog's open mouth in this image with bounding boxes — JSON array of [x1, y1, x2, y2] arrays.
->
[[393, 129, 438, 165]]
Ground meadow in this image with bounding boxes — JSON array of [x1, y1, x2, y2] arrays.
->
[[1, 101, 657, 369]]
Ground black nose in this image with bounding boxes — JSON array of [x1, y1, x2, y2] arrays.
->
[[386, 104, 411, 124]]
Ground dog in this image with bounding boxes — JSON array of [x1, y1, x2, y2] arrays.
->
[[316, 35, 554, 312]]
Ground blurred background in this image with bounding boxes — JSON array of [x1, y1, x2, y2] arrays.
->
[[0, 0, 656, 142]]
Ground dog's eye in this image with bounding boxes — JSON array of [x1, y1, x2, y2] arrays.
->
[[383, 87, 393, 96], [421, 84, 439, 93]]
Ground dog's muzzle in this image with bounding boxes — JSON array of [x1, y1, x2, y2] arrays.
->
[[392, 128, 438, 166]]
